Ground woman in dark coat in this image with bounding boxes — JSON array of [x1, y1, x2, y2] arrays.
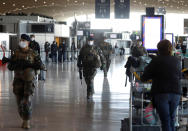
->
[[141, 40, 182, 131]]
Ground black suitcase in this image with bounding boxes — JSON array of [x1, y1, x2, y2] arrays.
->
[[133, 125, 160, 131], [121, 118, 161, 131]]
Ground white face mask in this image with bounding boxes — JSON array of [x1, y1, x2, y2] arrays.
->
[[31, 38, 35, 41], [104, 39, 108, 43], [19, 41, 28, 48], [139, 42, 142, 46], [88, 41, 94, 45]]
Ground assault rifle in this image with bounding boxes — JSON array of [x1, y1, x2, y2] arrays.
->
[[79, 67, 83, 85]]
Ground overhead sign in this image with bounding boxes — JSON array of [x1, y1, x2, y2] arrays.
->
[[106, 33, 122, 39], [142, 15, 164, 52], [115, 0, 130, 19], [77, 22, 91, 29], [95, 0, 110, 19]]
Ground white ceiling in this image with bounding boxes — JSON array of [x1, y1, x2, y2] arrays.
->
[[0, 0, 187, 20]]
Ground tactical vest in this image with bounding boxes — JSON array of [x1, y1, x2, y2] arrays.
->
[[81, 45, 101, 68], [100, 42, 112, 57], [13, 48, 36, 81]]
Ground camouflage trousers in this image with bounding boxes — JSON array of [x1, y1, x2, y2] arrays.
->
[[13, 78, 36, 120], [104, 58, 111, 76], [83, 68, 97, 97]]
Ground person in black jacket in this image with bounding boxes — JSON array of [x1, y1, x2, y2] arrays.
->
[[141, 40, 182, 131], [51, 41, 58, 63], [29, 35, 40, 54], [58, 43, 63, 63], [44, 41, 50, 62], [62, 41, 67, 62]]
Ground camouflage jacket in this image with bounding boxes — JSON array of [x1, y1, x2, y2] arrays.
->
[[8, 48, 45, 81], [94, 46, 106, 67], [99, 42, 113, 58], [77, 44, 105, 69]]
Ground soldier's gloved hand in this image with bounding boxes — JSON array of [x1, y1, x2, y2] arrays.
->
[[2, 57, 10, 64], [77, 62, 82, 68], [42, 66, 47, 71], [100, 64, 105, 70], [40, 64, 47, 71]]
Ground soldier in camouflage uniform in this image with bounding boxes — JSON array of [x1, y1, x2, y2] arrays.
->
[[99, 41, 113, 77], [3, 34, 44, 129], [77, 38, 105, 99]]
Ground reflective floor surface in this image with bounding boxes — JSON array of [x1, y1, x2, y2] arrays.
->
[[0, 55, 130, 131]]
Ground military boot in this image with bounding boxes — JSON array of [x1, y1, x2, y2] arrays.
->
[[104, 70, 107, 77], [87, 91, 91, 99], [22, 120, 31, 129]]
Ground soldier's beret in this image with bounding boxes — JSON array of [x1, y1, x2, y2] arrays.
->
[[21, 34, 31, 42]]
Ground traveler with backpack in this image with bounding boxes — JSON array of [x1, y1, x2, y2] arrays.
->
[[77, 37, 104, 99]]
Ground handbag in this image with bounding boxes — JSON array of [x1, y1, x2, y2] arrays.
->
[[144, 102, 157, 125]]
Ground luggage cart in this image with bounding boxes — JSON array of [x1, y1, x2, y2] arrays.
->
[[121, 71, 161, 131], [176, 75, 188, 131], [122, 56, 188, 131]]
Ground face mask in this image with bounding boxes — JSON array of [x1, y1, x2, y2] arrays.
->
[[104, 39, 108, 43], [139, 42, 142, 46], [31, 38, 35, 41], [88, 41, 94, 45], [19, 41, 28, 48]]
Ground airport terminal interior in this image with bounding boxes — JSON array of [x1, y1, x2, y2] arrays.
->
[[1, 0, 188, 131]]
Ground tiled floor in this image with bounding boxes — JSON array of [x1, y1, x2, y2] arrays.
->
[[0, 55, 130, 131]]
